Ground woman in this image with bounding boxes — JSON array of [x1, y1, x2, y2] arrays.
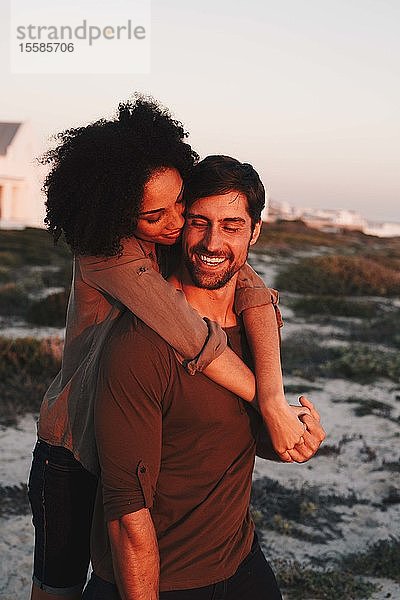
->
[[28, 95, 307, 600]]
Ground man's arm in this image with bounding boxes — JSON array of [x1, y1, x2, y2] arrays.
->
[[108, 509, 159, 600]]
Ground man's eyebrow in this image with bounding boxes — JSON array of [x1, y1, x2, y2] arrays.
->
[[186, 214, 247, 225], [139, 182, 185, 216], [186, 212, 209, 220], [221, 217, 246, 224]]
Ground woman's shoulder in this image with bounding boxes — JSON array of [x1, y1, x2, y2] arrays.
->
[[77, 235, 150, 266]]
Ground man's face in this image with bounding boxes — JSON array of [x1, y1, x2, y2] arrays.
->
[[183, 191, 261, 290]]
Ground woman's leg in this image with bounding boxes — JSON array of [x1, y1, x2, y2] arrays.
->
[[28, 440, 98, 599]]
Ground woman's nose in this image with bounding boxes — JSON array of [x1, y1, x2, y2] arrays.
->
[[167, 203, 185, 230]]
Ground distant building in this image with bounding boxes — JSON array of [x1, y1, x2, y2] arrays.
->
[[364, 221, 400, 238], [0, 121, 45, 229]]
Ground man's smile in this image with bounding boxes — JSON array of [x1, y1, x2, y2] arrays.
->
[[196, 253, 227, 267]]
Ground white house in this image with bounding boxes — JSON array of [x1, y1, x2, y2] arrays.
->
[[0, 121, 45, 229]]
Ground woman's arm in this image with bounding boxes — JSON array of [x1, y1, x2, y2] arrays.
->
[[80, 237, 256, 400], [237, 268, 316, 461]]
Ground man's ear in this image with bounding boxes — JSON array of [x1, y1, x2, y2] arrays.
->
[[249, 220, 262, 246]]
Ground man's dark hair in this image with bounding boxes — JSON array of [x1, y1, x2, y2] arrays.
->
[[40, 94, 198, 256], [184, 155, 265, 229]]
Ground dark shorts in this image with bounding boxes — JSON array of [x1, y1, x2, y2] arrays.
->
[[28, 439, 98, 596], [83, 534, 282, 600]]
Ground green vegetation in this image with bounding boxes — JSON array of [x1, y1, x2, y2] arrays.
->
[[341, 537, 400, 583], [251, 476, 368, 543], [324, 344, 400, 383], [333, 396, 397, 421], [276, 560, 378, 600], [276, 255, 400, 296], [0, 337, 61, 425], [26, 291, 68, 327], [282, 334, 400, 383], [0, 227, 70, 268], [348, 309, 400, 349], [281, 333, 338, 380], [0, 484, 30, 517], [290, 295, 379, 318], [0, 283, 29, 316]]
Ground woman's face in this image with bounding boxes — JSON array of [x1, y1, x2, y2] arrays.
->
[[135, 168, 185, 245]]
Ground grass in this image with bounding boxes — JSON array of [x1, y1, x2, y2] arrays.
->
[[284, 383, 324, 394], [0, 283, 30, 316], [282, 334, 400, 383], [251, 476, 369, 544], [281, 333, 339, 380], [26, 291, 68, 327], [0, 484, 30, 517], [0, 227, 71, 268], [333, 396, 397, 422], [0, 337, 62, 425], [324, 345, 400, 383], [275, 560, 378, 600], [340, 537, 400, 583], [289, 295, 379, 318], [276, 255, 400, 296], [348, 309, 400, 349]]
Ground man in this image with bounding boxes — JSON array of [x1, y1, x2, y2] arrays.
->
[[84, 156, 326, 599]]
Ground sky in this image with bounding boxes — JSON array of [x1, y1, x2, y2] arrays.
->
[[1, 0, 399, 222]]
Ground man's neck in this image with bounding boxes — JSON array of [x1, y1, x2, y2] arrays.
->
[[169, 265, 238, 328]]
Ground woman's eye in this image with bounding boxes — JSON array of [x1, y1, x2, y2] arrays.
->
[[146, 216, 162, 224]]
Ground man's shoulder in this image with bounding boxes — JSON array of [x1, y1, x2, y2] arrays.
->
[[107, 311, 173, 363]]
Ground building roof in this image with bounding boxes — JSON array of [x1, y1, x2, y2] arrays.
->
[[0, 122, 22, 156]]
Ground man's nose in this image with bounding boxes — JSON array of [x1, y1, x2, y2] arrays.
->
[[203, 226, 223, 253]]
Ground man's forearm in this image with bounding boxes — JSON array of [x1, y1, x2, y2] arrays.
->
[[108, 508, 159, 600]]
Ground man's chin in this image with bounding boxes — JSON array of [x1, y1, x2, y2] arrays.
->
[[189, 268, 235, 290]]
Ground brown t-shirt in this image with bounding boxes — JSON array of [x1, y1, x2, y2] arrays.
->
[[92, 311, 268, 592]]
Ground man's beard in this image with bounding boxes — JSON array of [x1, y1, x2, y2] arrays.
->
[[184, 245, 243, 290]]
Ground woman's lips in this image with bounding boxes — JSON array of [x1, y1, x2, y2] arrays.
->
[[163, 229, 182, 238]]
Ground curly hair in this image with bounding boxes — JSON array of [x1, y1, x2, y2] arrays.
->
[[40, 94, 198, 256]]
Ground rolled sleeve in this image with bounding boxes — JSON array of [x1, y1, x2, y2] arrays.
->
[[95, 323, 170, 522], [235, 264, 283, 328]]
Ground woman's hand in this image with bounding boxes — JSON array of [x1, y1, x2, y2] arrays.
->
[[260, 395, 324, 463]]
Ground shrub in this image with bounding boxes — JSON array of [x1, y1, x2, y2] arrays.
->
[[281, 333, 339, 380], [0, 337, 62, 424], [0, 227, 70, 267], [276, 255, 400, 296], [26, 290, 68, 327], [290, 295, 378, 318], [324, 344, 400, 383], [0, 283, 29, 316], [0, 267, 11, 284], [340, 537, 400, 582], [276, 560, 377, 600], [348, 309, 400, 349]]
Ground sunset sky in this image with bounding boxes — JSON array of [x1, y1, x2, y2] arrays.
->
[[1, 0, 399, 222]]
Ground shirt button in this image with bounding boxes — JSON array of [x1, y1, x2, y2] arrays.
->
[[138, 266, 147, 275], [140, 466, 146, 473]]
